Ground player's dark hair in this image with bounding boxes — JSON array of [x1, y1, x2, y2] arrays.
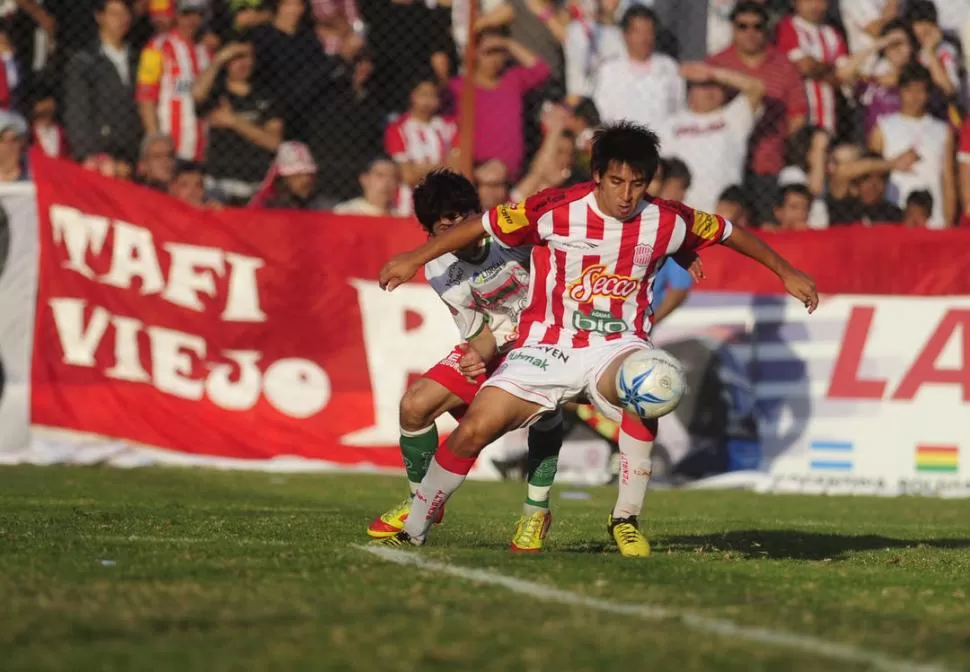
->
[[904, 0, 938, 25], [663, 157, 692, 189], [905, 189, 934, 211], [898, 61, 933, 89], [590, 121, 661, 182], [412, 169, 482, 235], [776, 183, 812, 207], [730, 1, 769, 26], [620, 4, 657, 32]]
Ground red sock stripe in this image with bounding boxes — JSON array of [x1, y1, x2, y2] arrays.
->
[[435, 440, 476, 475], [621, 412, 656, 442]]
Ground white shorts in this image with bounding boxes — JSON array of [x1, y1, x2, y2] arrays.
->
[[482, 337, 652, 424]]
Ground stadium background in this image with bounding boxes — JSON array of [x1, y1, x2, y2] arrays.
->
[[0, 0, 968, 489]]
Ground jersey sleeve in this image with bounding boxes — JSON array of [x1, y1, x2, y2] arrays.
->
[[675, 202, 734, 253], [482, 200, 542, 248], [136, 44, 164, 103]]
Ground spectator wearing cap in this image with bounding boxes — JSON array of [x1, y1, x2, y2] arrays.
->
[[775, 0, 850, 135], [564, 0, 625, 103], [193, 35, 283, 205], [0, 110, 28, 182], [449, 28, 549, 180], [708, 1, 808, 226], [659, 61, 764, 213], [594, 6, 684, 132], [137, 132, 177, 191], [334, 156, 403, 216], [870, 62, 955, 228], [137, 0, 211, 161], [65, 0, 142, 171], [250, 140, 329, 209]]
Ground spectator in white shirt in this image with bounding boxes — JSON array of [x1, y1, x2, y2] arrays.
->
[[840, 0, 899, 73], [334, 156, 404, 216], [659, 61, 765, 212], [564, 0, 625, 102], [870, 62, 956, 228], [593, 5, 684, 130]]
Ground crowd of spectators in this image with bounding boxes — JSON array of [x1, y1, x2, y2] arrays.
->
[[1, 0, 970, 229]]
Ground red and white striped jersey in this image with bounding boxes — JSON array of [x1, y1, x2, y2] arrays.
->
[[384, 113, 458, 165], [136, 33, 210, 161], [776, 15, 848, 133], [481, 183, 732, 350]]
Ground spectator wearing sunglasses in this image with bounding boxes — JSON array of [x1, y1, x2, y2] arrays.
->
[[708, 1, 808, 227]]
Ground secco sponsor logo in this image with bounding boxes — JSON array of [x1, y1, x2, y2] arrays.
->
[[568, 265, 638, 303]]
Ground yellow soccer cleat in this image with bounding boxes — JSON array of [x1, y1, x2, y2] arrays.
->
[[370, 531, 422, 548], [510, 509, 552, 553], [366, 497, 445, 538], [608, 514, 651, 557]]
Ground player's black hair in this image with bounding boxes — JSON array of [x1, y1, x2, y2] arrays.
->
[[905, 189, 934, 211], [620, 4, 658, 32], [729, 1, 769, 26], [572, 97, 601, 127], [663, 156, 692, 189], [775, 183, 812, 208], [898, 61, 933, 89], [903, 0, 938, 25], [412, 169, 482, 235], [590, 121, 661, 182]]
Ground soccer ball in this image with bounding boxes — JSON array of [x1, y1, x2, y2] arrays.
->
[[616, 349, 686, 419]]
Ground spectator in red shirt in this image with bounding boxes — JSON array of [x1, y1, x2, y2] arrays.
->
[[708, 1, 808, 224], [449, 27, 550, 180], [775, 0, 849, 135], [385, 77, 459, 195]]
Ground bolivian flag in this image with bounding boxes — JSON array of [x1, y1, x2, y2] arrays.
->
[[915, 445, 959, 473]]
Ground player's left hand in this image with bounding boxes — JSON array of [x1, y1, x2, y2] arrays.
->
[[458, 345, 487, 381], [379, 252, 420, 291], [782, 267, 819, 314]]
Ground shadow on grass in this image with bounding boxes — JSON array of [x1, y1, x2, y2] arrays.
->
[[657, 530, 970, 560]]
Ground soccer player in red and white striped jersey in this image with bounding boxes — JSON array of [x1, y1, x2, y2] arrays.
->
[[136, 1, 210, 161], [776, 0, 849, 133], [377, 121, 818, 556]]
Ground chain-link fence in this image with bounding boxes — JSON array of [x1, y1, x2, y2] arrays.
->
[[0, 0, 968, 227]]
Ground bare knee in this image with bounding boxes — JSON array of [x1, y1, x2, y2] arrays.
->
[[399, 387, 436, 432]]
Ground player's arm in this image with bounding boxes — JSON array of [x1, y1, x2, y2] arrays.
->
[[381, 201, 540, 290], [459, 325, 500, 379], [652, 263, 694, 325], [136, 46, 163, 135], [721, 225, 818, 312]]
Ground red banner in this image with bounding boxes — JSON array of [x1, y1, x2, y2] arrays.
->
[[31, 154, 431, 466], [29, 154, 970, 467]]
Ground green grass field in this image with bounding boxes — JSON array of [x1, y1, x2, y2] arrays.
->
[[1, 466, 968, 672]]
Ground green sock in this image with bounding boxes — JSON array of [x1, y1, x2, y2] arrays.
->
[[524, 417, 564, 511], [400, 424, 438, 494]]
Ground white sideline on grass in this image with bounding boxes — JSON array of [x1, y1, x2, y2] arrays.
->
[[358, 545, 953, 672]]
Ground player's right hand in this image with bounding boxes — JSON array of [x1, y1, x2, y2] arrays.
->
[[782, 267, 819, 314], [458, 345, 487, 381], [379, 253, 420, 291]]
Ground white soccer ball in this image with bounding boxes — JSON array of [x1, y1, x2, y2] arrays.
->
[[615, 349, 686, 419]]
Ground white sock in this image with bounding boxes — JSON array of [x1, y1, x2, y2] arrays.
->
[[612, 415, 655, 519], [403, 448, 474, 541]]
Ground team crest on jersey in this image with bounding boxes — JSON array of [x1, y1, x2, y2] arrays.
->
[[496, 202, 529, 234], [446, 262, 464, 285], [568, 265, 639, 303], [692, 210, 721, 241], [632, 244, 654, 267]]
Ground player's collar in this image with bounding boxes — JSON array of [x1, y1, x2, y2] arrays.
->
[[585, 191, 648, 222]]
